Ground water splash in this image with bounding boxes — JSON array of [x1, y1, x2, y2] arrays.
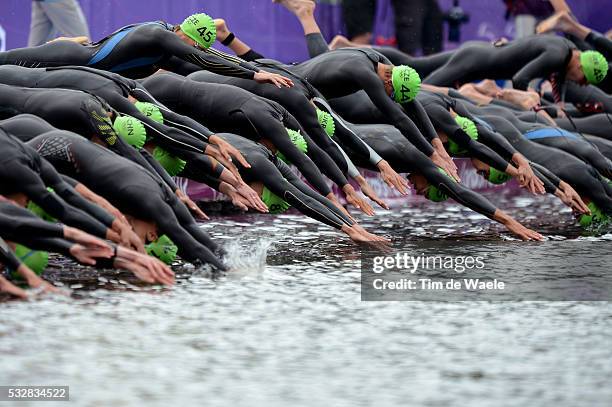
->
[[222, 237, 275, 278]]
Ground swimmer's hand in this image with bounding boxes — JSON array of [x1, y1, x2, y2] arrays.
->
[[0, 275, 28, 299], [430, 151, 460, 182], [176, 189, 209, 220], [115, 247, 175, 286], [111, 219, 146, 253], [204, 146, 244, 183], [209, 135, 252, 169], [516, 163, 545, 194], [354, 175, 390, 210], [495, 210, 544, 241], [557, 181, 590, 214], [254, 71, 294, 88], [15, 263, 61, 295], [342, 224, 391, 248], [377, 160, 409, 195], [327, 193, 357, 222], [343, 184, 375, 216], [69, 244, 111, 266], [236, 182, 269, 213]]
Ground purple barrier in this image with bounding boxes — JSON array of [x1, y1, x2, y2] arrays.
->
[[2, 1, 610, 60]]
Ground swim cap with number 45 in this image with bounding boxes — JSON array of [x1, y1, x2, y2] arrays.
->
[[392, 65, 421, 103], [180, 13, 217, 49], [580, 50, 608, 84]]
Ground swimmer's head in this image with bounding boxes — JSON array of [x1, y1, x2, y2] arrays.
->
[[146, 234, 178, 265], [408, 169, 450, 202], [578, 201, 609, 227], [579, 50, 608, 85], [179, 13, 217, 49], [152, 147, 187, 176], [276, 128, 308, 164], [27, 193, 57, 222], [316, 109, 336, 138], [261, 186, 291, 214], [448, 115, 478, 155], [472, 159, 512, 185], [390, 65, 421, 103], [134, 102, 164, 124], [10, 244, 48, 279], [113, 115, 147, 149]]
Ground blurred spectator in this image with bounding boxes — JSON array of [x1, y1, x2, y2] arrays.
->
[[341, 0, 377, 45], [391, 0, 442, 55], [28, 0, 90, 47]]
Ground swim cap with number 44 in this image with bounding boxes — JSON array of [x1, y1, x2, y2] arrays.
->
[[392, 65, 421, 103]]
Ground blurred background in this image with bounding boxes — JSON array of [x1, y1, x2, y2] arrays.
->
[[0, 0, 610, 62]]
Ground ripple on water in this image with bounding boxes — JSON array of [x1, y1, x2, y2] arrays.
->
[[1, 193, 611, 407]]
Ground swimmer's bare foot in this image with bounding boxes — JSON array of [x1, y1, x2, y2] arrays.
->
[[329, 35, 352, 50], [536, 11, 574, 35], [500, 89, 540, 110], [47, 36, 89, 44], [273, 0, 315, 17], [214, 18, 231, 42], [473, 79, 501, 97]]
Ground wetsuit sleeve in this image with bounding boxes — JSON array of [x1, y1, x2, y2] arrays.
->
[[60, 175, 78, 187], [421, 165, 498, 218], [5, 159, 109, 238], [530, 166, 559, 194], [153, 106, 214, 141], [402, 99, 439, 142], [313, 98, 384, 169], [585, 31, 612, 60], [426, 104, 511, 171], [530, 162, 562, 189], [0, 237, 21, 270], [512, 51, 564, 90], [473, 124, 519, 162], [158, 30, 259, 79], [0, 203, 65, 241], [38, 158, 116, 228], [360, 71, 435, 155], [140, 149, 179, 191], [238, 49, 266, 61]]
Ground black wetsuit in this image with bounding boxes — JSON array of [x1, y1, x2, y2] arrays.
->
[[217, 133, 354, 229], [0, 66, 229, 190], [372, 46, 455, 78], [424, 35, 575, 92], [20, 129, 226, 270], [563, 82, 612, 115], [141, 72, 346, 197], [464, 103, 612, 179], [0, 21, 260, 80], [187, 70, 375, 179], [340, 123, 498, 218], [476, 115, 612, 214], [585, 136, 612, 160], [555, 113, 612, 142], [0, 128, 115, 239], [285, 48, 438, 156]]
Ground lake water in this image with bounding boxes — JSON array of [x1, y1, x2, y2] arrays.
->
[[1, 193, 611, 407]]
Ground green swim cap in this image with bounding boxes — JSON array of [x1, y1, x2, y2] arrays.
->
[[10, 244, 48, 279], [134, 102, 164, 124], [391, 65, 421, 103], [145, 234, 178, 265], [27, 192, 57, 223], [578, 201, 609, 227], [180, 13, 217, 49], [113, 115, 147, 149], [261, 186, 291, 214], [488, 167, 512, 184], [276, 128, 308, 164], [153, 147, 187, 176], [425, 168, 453, 202], [580, 50, 608, 84], [316, 109, 336, 138], [448, 115, 478, 155]]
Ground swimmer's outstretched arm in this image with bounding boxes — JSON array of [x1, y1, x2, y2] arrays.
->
[[423, 167, 543, 241]]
